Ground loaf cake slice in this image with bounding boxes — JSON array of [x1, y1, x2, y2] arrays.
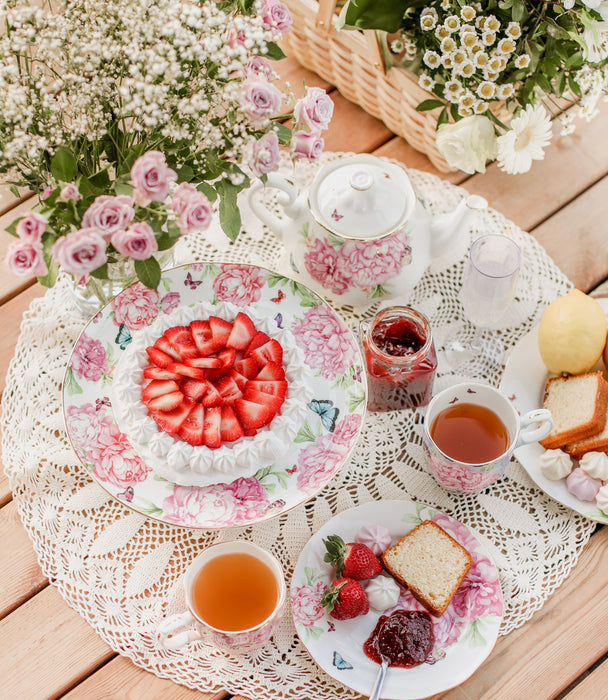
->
[[381, 520, 472, 617], [539, 371, 608, 450], [565, 420, 608, 459]]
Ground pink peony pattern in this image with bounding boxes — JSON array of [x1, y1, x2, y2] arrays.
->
[[296, 439, 348, 494], [65, 403, 113, 454], [111, 282, 159, 330], [292, 305, 356, 379], [292, 581, 328, 627], [424, 443, 504, 494], [160, 292, 181, 314], [303, 238, 349, 295], [212, 264, 266, 306], [91, 424, 151, 487], [71, 334, 108, 382]]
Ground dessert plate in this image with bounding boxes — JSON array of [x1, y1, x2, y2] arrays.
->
[[291, 500, 503, 699], [62, 262, 366, 529], [500, 296, 608, 523]]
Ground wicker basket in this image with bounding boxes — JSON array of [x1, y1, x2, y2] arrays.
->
[[282, 0, 455, 172]]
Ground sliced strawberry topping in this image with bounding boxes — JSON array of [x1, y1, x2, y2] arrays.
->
[[185, 356, 223, 369], [243, 386, 283, 415], [234, 356, 259, 379], [178, 403, 205, 445], [216, 375, 242, 405], [234, 397, 274, 430], [146, 346, 173, 368], [154, 336, 183, 362], [250, 339, 283, 368], [166, 362, 207, 380], [209, 316, 233, 350], [229, 369, 249, 392], [206, 347, 236, 380], [203, 405, 222, 448], [226, 312, 257, 351], [246, 379, 288, 399], [143, 366, 182, 381], [180, 378, 208, 402], [146, 390, 184, 413], [152, 398, 194, 435], [244, 330, 271, 357], [201, 380, 222, 407], [190, 320, 215, 357], [220, 405, 244, 442], [255, 361, 285, 381], [164, 326, 199, 360], [142, 379, 181, 402]]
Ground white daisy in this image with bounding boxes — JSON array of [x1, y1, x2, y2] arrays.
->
[[496, 104, 553, 174], [419, 73, 436, 91]]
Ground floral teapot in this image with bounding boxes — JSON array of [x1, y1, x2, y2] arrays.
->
[[247, 154, 487, 307]]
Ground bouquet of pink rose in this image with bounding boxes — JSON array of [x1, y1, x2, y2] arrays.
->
[[0, 0, 334, 300]]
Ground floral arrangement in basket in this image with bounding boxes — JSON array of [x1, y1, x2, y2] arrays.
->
[[340, 0, 608, 174], [1, 0, 334, 304]]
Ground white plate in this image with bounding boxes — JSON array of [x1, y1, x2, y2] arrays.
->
[[291, 500, 503, 699], [500, 297, 608, 522]]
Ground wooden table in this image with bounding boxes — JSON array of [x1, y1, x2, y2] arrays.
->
[[2, 55, 608, 700]]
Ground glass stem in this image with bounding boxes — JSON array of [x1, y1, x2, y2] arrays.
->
[[470, 326, 485, 352]]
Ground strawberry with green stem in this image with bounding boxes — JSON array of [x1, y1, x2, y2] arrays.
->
[[320, 577, 369, 620], [323, 534, 382, 581]]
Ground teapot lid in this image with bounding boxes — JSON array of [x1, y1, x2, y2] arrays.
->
[[308, 155, 416, 240]]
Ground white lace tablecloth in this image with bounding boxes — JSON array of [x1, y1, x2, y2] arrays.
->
[[1, 153, 595, 699]]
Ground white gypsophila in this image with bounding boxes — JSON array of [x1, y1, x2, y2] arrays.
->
[[496, 104, 553, 174]]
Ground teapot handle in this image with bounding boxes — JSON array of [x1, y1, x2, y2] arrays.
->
[[247, 174, 301, 243]]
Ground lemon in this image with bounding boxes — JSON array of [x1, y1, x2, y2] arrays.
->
[[538, 289, 607, 375]]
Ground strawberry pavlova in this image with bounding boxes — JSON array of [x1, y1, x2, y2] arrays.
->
[[112, 300, 313, 486]]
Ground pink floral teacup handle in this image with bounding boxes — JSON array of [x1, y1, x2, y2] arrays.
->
[[156, 611, 202, 650]]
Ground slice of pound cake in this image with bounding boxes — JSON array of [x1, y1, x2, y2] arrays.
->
[[381, 520, 472, 617], [539, 371, 608, 450]]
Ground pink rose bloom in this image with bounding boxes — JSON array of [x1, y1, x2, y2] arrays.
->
[[241, 79, 282, 126], [65, 403, 113, 453], [294, 87, 334, 132], [212, 264, 266, 306], [425, 446, 502, 494], [251, 131, 280, 176], [82, 195, 135, 241], [303, 238, 350, 295], [336, 233, 410, 288], [161, 292, 181, 313], [111, 282, 159, 330], [331, 414, 363, 448], [176, 192, 213, 235], [170, 182, 198, 216], [41, 186, 55, 200], [292, 305, 357, 379], [450, 557, 503, 621], [226, 27, 247, 47], [52, 228, 107, 281], [72, 334, 108, 381], [4, 239, 48, 278], [111, 222, 158, 260], [260, 0, 292, 33], [130, 150, 177, 206], [246, 56, 274, 81], [296, 440, 346, 493], [92, 424, 151, 487], [431, 600, 465, 649], [59, 183, 80, 202], [163, 484, 242, 528], [291, 130, 324, 160], [16, 212, 48, 244], [227, 477, 270, 521], [292, 581, 328, 627]]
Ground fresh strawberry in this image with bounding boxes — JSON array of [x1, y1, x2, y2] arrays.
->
[[226, 312, 257, 350], [201, 380, 222, 407], [190, 319, 215, 357], [322, 535, 383, 581], [229, 368, 249, 392], [246, 379, 288, 398], [178, 403, 205, 445], [206, 347, 236, 380], [250, 339, 283, 368], [234, 397, 274, 430], [154, 336, 183, 362], [180, 378, 208, 402], [209, 315, 233, 350], [320, 577, 369, 620], [255, 361, 285, 382], [243, 386, 283, 415], [166, 362, 207, 380], [164, 325, 199, 360], [151, 397, 194, 435], [244, 330, 271, 357], [146, 390, 184, 413], [203, 405, 222, 448], [234, 356, 259, 379], [146, 346, 173, 368], [142, 379, 181, 402], [216, 375, 242, 404], [143, 366, 182, 381], [220, 405, 244, 442], [185, 356, 223, 369]]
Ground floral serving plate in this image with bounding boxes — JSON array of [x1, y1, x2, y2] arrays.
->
[[291, 500, 503, 699], [62, 262, 366, 529], [500, 296, 608, 523]]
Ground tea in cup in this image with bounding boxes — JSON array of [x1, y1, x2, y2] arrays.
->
[[422, 382, 553, 495], [156, 540, 286, 654]]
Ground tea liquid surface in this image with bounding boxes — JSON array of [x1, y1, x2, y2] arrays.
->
[[191, 552, 278, 631], [430, 402, 509, 464]]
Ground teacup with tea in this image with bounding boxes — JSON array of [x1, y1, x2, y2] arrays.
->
[[156, 540, 286, 654], [422, 382, 553, 495]]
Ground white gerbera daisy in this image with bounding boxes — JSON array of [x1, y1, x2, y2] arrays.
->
[[496, 104, 552, 174]]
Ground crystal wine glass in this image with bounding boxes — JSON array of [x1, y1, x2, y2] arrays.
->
[[445, 233, 522, 369]]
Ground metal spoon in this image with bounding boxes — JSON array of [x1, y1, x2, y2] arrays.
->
[[369, 621, 391, 700]]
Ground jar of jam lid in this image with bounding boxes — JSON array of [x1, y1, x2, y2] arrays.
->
[[361, 306, 437, 412]]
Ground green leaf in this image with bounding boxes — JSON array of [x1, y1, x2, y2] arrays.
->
[[37, 256, 58, 288], [135, 256, 161, 290], [274, 122, 292, 146], [215, 178, 242, 242], [340, 0, 409, 33], [294, 419, 319, 443], [50, 147, 78, 182], [5, 218, 19, 236], [264, 42, 286, 61], [64, 366, 83, 396], [196, 181, 218, 202], [416, 99, 445, 112], [88, 169, 111, 191]]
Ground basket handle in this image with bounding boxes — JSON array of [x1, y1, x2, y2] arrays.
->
[[315, 0, 385, 71]]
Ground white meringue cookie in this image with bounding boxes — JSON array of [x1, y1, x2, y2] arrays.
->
[[596, 485, 608, 514], [566, 467, 601, 502], [355, 523, 392, 556], [365, 576, 401, 611], [579, 451, 608, 481], [539, 449, 573, 481]]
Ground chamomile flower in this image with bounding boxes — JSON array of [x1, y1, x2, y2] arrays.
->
[[444, 16, 461, 33], [436, 25, 451, 41], [514, 54, 531, 69], [477, 81, 497, 99], [559, 112, 576, 136], [474, 51, 489, 69], [419, 73, 436, 91], [421, 8, 438, 31], [481, 30, 496, 47], [496, 83, 515, 99], [496, 38, 517, 55], [423, 50, 441, 69], [506, 22, 522, 40], [485, 15, 501, 32], [461, 6, 477, 22], [391, 39, 404, 54], [441, 36, 457, 54], [496, 104, 552, 174], [444, 78, 465, 102]]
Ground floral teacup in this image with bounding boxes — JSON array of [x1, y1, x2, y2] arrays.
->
[[422, 382, 552, 495]]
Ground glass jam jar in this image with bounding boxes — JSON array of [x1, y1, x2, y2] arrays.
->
[[361, 306, 437, 411]]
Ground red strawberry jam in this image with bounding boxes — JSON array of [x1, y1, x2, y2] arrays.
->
[[363, 610, 434, 668], [362, 306, 437, 411]]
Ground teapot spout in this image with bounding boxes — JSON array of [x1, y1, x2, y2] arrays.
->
[[430, 194, 487, 258]]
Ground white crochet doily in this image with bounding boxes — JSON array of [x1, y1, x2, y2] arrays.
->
[[2, 153, 595, 699]]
